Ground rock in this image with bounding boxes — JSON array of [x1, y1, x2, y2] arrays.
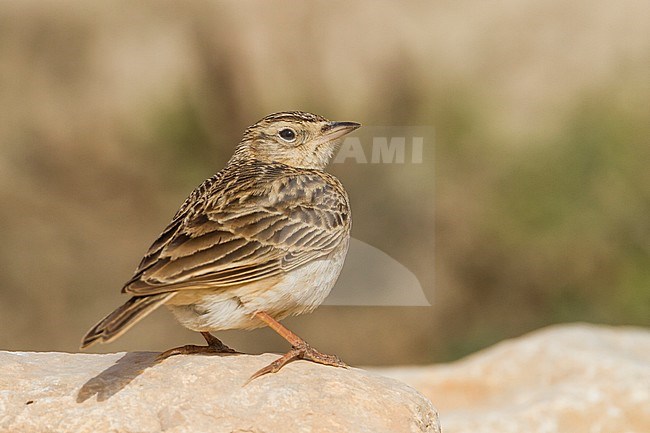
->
[[373, 323, 650, 433], [5, 324, 644, 433], [0, 351, 439, 433]]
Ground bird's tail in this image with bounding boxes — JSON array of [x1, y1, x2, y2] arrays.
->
[[81, 293, 175, 349]]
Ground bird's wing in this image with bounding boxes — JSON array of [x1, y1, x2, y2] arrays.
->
[[122, 163, 350, 295]]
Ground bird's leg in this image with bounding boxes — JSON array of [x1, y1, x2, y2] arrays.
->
[[157, 331, 237, 360], [247, 311, 347, 382]]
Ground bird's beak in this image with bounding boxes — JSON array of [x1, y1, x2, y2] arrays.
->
[[320, 121, 361, 141]]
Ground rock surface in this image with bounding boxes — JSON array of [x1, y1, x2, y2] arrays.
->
[[3, 324, 647, 433], [0, 351, 439, 433], [374, 323, 650, 433]]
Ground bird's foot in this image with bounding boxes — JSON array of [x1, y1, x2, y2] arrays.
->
[[157, 332, 238, 361], [247, 342, 347, 383]]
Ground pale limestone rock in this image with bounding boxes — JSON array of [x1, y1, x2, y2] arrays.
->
[[374, 323, 650, 433], [0, 351, 439, 433]]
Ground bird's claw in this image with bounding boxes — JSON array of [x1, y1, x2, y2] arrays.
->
[[245, 343, 347, 385]]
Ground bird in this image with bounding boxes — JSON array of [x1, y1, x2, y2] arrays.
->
[[81, 111, 360, 381]]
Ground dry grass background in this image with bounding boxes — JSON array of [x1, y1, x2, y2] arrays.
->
[[1, 0, 649, 365]]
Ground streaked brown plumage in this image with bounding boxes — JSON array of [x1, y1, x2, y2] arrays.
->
[[81, 111, 360, 381]]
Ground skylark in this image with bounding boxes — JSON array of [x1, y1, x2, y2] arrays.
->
[[82, 111, 360, 380]]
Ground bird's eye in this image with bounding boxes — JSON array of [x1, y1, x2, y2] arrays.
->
[[278, 128, 296, 142]]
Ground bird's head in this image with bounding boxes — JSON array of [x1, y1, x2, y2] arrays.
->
[[234, 111, 361, 170]]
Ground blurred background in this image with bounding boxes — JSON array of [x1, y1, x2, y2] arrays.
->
[[1, 0, 649, 366]]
